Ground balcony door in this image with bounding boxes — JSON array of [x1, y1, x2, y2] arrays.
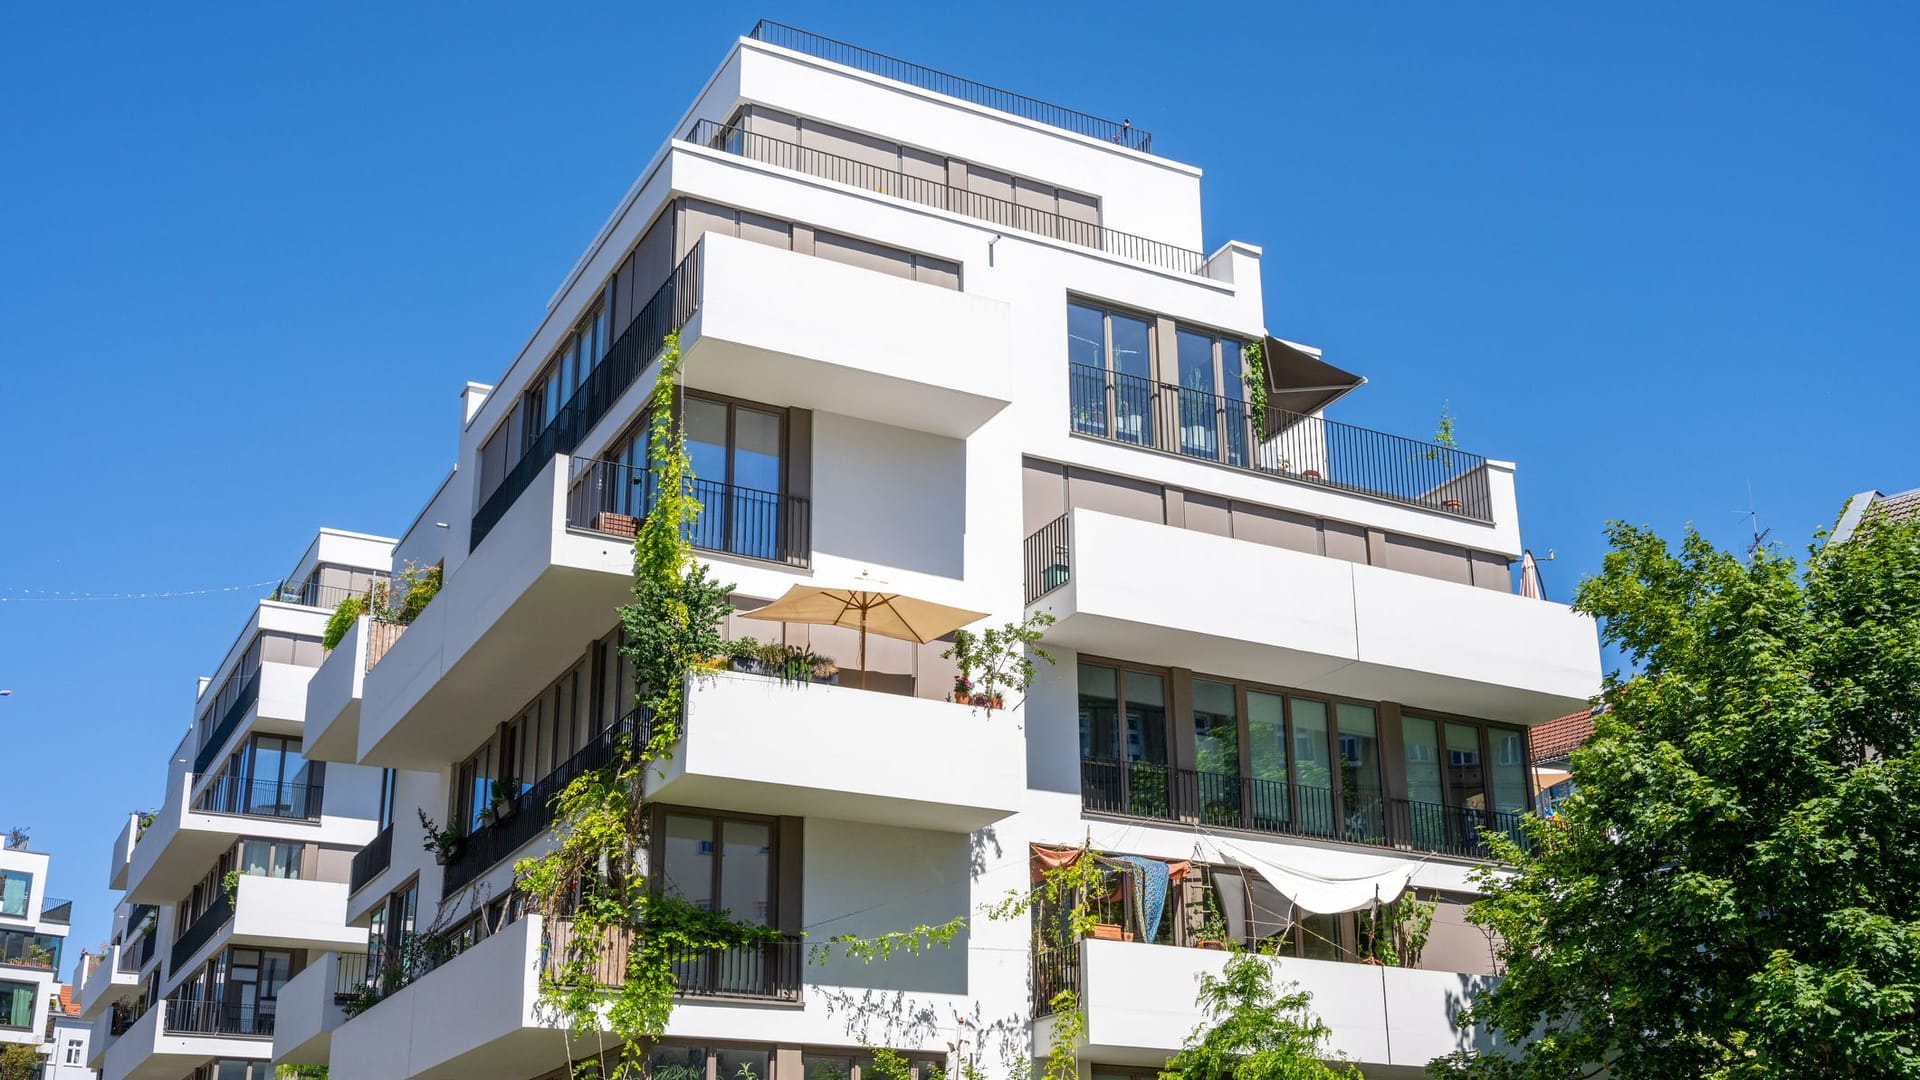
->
[[1174, 328, 1250, 466], [684, 397, 786, 561], [1078, 663, 1169, 818], [245, 735, 313, 818], [1068, 302, 1154, 447]]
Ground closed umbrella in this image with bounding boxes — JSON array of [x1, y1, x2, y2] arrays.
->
[[739, 577, 986, 689], [1519, 549, 1544, 600]]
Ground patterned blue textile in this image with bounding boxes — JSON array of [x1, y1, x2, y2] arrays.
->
[[1120, 856, 1171, 942]]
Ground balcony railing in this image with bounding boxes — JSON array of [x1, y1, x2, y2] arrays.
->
[[137, 925, 155, 969], [1080, 759, 1525, 859], [471, 244, 704, 553], [1032, 944, 1079, 1017], [332, 952, 372, 1004], [1068, 363, 1493, 521], [38, 898, 70, 924], [109, 1002, 140, 1036], [350, 825, 394, 896], [685, 120, 1198, 275], [193, 776, 324, 821], [115, 941, 142, 974], [193, 667, 261, 774], [566, 457, 812, 568], [545, 917, 803, 1002], [269, 577, 391, 611], [1023, 513, 1072, 604], [443, 711, 648, 894], [163, 992, 275, 1038], [169, 890, 233, 975], [746, 20, 1154, 153]]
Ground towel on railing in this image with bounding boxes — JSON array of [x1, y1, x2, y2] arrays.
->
[[1118, 856, 1171, 943]]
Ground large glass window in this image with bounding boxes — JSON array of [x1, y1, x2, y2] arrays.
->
[[1337, 704, 1384, 842], [613, 394, 788, 561], [1246, 690, 1290, 830], [1193, 679, 1240, 824], [238, 840, 301, 879], [1068, 301, 1155, 446], [1489, 728, 1529, 816], [0, 980, 31, 1028], [660, 813, 773, 925], [0, 871, 27, 917], [1445, 723, 1486, 812], [0, 929, 61, 970], [1077, 663, 1171, 819]]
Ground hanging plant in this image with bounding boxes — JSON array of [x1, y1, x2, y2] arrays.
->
[[1241, 339, 1268, 436]]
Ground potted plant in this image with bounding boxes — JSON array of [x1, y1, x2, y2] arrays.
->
[[490, 776, 521, 822], [1193, 885, 1229, 950], [810, 658, 839, 685], [951, 675, 973, 704], [1088, 922, 1127, 942], [942, 613, 1057, 711], [725, 636, 764, 674], [418, 810, 462, 865]]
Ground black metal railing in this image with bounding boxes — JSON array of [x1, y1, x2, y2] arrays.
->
[[1068, 363, 1493, 521], [471, 245, 704, 553], [1032, 945, 1079, 1016], [443, 711, 648, 893], [566, 457, 813, 567], [137, 925, 155, 968], [1023, 513, 1072, 604], [163, 992, 275, 1038], [38, 898, 70, 924], [109, 1001, 141, 1036], [686, 120, 1195, 274], [1387, 798, 1526, 858], [193, 776, 323, 821], [350, 825, 394, 895], [671, 933, 804, 1001], [747, 21, 1154, 153], [1079, 758, 1539, 856], [193, 667, 261, 774], [332, 952, 372, 1004], [169, 890, 233, 975], [268, 578, 392, 611]]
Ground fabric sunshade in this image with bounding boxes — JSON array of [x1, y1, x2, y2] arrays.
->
[[1212, 837, 1414, 916], [739, 579, 986, 689], [1261, 336, 1366, 428]]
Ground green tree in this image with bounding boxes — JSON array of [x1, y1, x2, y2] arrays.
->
[[0, 1043, 41, 1080], [1431, 513, 1920, 1079], [1160, 948, 1360, 1080]]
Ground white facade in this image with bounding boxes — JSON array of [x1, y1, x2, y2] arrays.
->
[[282, 22, 1594, 1080], [88, 530, 396, 1080], [0, 835, 71, 1068]]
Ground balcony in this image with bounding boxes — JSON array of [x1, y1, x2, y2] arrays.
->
[[546, 918, 803, 1002], [745, 20, 1154, 153], [190, 659, 321, 775], [687, 119, 1191, 273], [271, 952, 361, 1068], [103, 995, 271, 1080], [646, 672, 1024, 832], [1068, 363, 1493, 521], [1027, 508, 1599, 724], [1079, 760, 1526, 860], [566, 459, 810, 568], [192, 668, 260, 774], [171, 876, 364, 979], [126, 772, 355, 905], [305, 614, 407, 763], [192, 776, 323, 821], [1037, 938, 1507, 1073], [348, 824, 393, 896], [77, 943, 139, 1019], [108, 812, 137, 891]]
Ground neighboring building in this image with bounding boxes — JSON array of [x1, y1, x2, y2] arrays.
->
[[1529, 705, 1604, 817], [87, 530, 396, 1080], [0, 834, 71, 1072], [44, 984, 95, 1080], [1832, 485, 1920, 543], [267, 20, 1597, 1080]]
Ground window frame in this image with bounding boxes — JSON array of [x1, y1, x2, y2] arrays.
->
[[650, 806, 780, 929]]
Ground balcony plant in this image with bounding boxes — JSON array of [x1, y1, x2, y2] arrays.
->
[[222, 870, 240, 906], [941, 612, 1056, 710], [416, 810, 462, 865], [490, 776, 521, 822]]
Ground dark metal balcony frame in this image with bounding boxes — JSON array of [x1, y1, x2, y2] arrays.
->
[[192, 776, 324, 822], [470, 245, 703, 553], [349, 824, 394, 896], [163, 991, 275, 1038], [1078, 758, 1526, 860], [545, 917, 803, 1004], [684, 120, 1198, 275], [1067, 362, 1494, 521], [169, 889, 234, 976], [565, 457, 812, 569], [192, 668, 261, 775], [746, 20, 1154, 153]]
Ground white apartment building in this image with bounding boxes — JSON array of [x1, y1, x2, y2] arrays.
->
[[1, 834, 73, 1072], [282, 21, 1598, 1080], [86, 530, 396, 1080]]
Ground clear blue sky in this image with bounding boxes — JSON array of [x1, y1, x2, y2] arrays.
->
[[3, 2, 1914, 974]]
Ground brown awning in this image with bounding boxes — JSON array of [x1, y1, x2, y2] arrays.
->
[[1262, 336, 1365, 432]]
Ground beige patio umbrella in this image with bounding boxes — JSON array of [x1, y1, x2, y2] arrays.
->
[[739, 576, 986, 689]]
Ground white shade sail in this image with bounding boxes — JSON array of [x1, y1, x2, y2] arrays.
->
[[1211, 837, 1415, 916]]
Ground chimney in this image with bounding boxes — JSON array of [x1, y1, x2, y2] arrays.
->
[[461, 382, 493, 426]]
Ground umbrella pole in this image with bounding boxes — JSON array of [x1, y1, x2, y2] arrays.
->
[[859, 607, 868, 689]]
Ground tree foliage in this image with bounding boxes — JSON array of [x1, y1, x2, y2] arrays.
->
[[1432, 513, 1920, 1079], [0, 1044, 40, 1080], [1161, 948, 1361, 1080]]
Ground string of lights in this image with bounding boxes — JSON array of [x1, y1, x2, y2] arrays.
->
[[0, 578, 281, 603]]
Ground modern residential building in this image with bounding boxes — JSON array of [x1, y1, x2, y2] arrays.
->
[[1, 834, 72, 1071], [88, 529, 395, 1080], [286, 20, 1597, 1080]]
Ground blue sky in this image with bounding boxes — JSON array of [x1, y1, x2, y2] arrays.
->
[[2, 2, 1914, 973]]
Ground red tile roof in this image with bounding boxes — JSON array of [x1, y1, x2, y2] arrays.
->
[[56, 984, 77, 1016], [1531, 709, 1598, 764]]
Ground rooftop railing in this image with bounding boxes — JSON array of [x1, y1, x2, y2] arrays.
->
[[685, 119, 1200, 275], [471, 244, 703, 553], [1068, 363, 1494, 521], [746, 20, 1153, 153], [38, 898, 70, 925], [268, 578, 391, 611]]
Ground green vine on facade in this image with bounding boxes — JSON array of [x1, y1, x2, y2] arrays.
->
[[1241, 339, 1268, 435], [807, 916, 967, 966]]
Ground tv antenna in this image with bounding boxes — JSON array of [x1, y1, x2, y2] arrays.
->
[[1735, 485, 1771, 559]]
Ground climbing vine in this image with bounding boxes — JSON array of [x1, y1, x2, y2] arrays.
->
[[1241, 339, 1268, 435], [514, 334, 751, 1079]]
